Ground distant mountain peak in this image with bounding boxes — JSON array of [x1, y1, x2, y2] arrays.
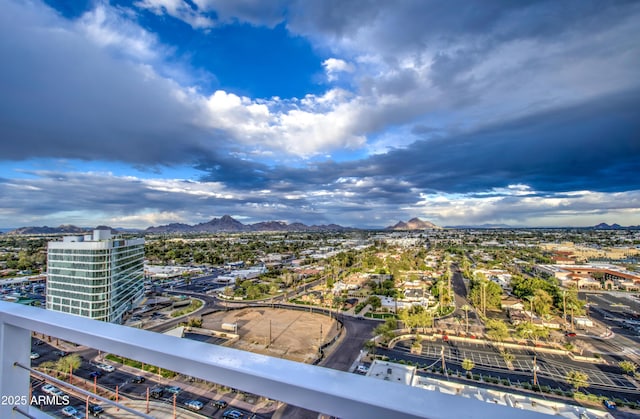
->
[[145, 215, 354, 234], [593, 222, 623, 230], [386, 217, 441, 230], [7, 225, 89, 235]]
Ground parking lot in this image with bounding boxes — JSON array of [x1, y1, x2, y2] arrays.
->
[[388, 338, 639, 397]]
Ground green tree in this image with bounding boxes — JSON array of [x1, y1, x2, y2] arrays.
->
[[619, 360, 638, 375], [364, 340, 377, 356], [565, 370, 589, 392], [502, 350, 515, 363], [533, 289, 553, 317], [57, 354, 82, 375], [373, 318, 397, 344], [485, 319, 509, 343], [367, 295, 382, 310], [461, 358, 475, 376], [469, 280, 502, 313]]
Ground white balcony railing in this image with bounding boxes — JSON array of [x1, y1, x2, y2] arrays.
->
[[0, 301, 551, 418]]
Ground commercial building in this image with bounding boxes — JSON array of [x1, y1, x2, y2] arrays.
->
[[46, 229, 144, 323]]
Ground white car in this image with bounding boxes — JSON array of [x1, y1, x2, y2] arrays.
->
[[51, 388, 66, 398], [61, 406, 78, 417], [356, 365, 369, 373], [185, 400, 204, 410], [30, 352, 40, 359], [96, 363, 115, 372], [41, 384, 57, 394]]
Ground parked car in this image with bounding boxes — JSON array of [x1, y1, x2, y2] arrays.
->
[[30, 352, 40, 359], [356, 365, 369, 373], [185, 400, 204, 411], [222, 409, 244, 419], [565, 331, 577, 337], [61, 406, 78, 417], [88, 404, 104, 417], [131, 375, 145, 383], [603, 400, 617, 410], [150, 387, 164, 398], [89, 371, 103, 378], [164, 385, 181, 394], [96, 363, 114, 372], [51, 388, 66, 398], [54, 350, 69, 357], [33, 340, 45, 346], [213, 400, 228, 409], [41, 384, 57, 394]]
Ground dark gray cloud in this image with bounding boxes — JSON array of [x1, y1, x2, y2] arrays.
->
[[289, 0, 638, 53], [0, 1, 216, 165], [196, 88, 640, 197], [353, 89, 640, 194]]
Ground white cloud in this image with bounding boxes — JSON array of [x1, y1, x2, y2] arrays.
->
[[78, 4, 162, 62], [199, 89, 367, 157], [322, 58, 354, 81], [412, 189, 640, 227]]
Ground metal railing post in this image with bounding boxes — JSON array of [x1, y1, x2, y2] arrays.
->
[[0, 317, 31, 417]]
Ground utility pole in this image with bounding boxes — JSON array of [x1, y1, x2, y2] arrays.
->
[[441, 346, 446, 376], [562, 290, 567, 327], [532, 355, 538, 387]]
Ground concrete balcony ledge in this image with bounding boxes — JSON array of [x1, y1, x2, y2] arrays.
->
[[1, 301, 551, 419]]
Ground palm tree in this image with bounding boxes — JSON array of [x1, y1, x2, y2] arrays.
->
[[525, 295, 535, 325], [461, 304, 471, 334], [56, 354, 82, 382]]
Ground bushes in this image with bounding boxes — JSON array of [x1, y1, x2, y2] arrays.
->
[[171, 299, 203, 317], [105, 354, 177, 378], [354, 302, 367, 314]]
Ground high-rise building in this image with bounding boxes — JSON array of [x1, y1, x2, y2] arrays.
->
[[46, 229, 144, 323]]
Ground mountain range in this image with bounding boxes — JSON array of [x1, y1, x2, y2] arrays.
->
[[386, 218, 441, 230], [4, 218, 639, 235], [145, 215, 352, 234], [4, 216, 353, 235]]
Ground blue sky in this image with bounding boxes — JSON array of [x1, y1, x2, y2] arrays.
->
[[1, 0, 639, 229]]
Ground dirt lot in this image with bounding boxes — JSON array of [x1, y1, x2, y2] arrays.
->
[[202, 307, 339, 363]]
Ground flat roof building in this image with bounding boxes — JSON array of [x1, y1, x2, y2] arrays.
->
[[46, 229, 144, 323]]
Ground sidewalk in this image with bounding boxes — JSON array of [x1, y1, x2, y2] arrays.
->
[[101, 400, 206, 418]]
